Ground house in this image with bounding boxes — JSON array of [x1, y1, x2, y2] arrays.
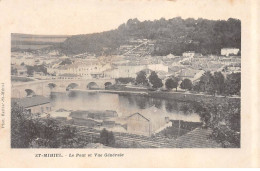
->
[[12, 65, 27, 76], [69, 110, 118, 127], [221, 48, 240, 56], [182, 51, 195, 58], [12, 95, 51, 114], [178, 69, 205, 82], [126, 107, 171, 136]]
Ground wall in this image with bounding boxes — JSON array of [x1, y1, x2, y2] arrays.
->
[[127, 114, 150, 136], [26, 103, 51, 114]]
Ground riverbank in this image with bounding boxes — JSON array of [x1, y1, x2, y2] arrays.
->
[[70, 88, 240, 104]]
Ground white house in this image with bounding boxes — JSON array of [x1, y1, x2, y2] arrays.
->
[[221, 48, 240, 56]]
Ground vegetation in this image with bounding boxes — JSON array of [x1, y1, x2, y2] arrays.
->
[[193, 72, 240, 96], [135, 71, 149, 86], [165, 77, 179, 91], [192, 100, 240, 148], [180, 79, 193, 90], [148, 71, 163, 89], [224, 73, 241, 96], [11, 102, 89, 148], [115, 77, 135, 84], [56, 17, 240, 56], [26, 64, 48, 76], [99, 128, 115, 147]]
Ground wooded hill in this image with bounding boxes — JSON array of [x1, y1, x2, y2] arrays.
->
[[56, 17, 240, 56]]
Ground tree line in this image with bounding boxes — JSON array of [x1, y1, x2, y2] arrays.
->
[[57, 17, 240, 56], [135, 70, 240, 96]]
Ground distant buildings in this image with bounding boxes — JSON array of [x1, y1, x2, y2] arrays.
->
[[12, 95, 51, 114], [105, 63, 169, 78], [221, 48, 240, 56]]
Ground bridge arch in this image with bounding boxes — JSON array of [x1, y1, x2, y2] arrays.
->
[[66, 83, 79, 91], [87, 82, 99, 89], [25, 89, 36, 97], [48, 83, 57, 91], [104, 82, 112, 89]]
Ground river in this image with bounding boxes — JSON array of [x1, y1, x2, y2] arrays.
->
[[50, 91, 200, 123]]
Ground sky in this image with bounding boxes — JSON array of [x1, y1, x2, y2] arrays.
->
[[1, 0, 246, 35]]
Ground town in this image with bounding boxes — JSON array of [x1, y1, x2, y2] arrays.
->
[[11, 15, 241, 149]]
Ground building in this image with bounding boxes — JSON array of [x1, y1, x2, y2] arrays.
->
[[12, 65, 27, 76], [48, 61, 111, 79], [12, 95, 52, 114], [127, 113, 151, 136], [178, 69, 205, 82], [69, 110, 118, 127], [182, 51, 195, 58], [221, 48, 240, 56], [111, 63, 168, 79], [126, 107, 172, 136]]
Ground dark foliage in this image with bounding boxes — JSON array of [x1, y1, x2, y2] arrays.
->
[[180, 79, 193, 90], [99, 129, 115, 147], [165, 77, 179, 91], [136, 71, 149, 86], [191, 100, 240, 147], [115, 77, 135, 84], [148, 71, 163, 89], [26, 65, 48, 76], [56, 17, 240, 56], [193, 72, 241, 96], [11, 102, 86, 148]]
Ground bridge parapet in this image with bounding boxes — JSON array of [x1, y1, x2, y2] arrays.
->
[[11, 78, 116, 98]]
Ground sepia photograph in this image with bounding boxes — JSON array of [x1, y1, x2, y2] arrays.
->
[[10, 17, 241, 149], [2, 0, 260, 168]]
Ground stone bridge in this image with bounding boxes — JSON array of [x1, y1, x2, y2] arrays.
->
[[12, 78, 115, 98]]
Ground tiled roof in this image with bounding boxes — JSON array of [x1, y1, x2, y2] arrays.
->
[[174, 128, 222, 148], [13, 95, 50, 108]]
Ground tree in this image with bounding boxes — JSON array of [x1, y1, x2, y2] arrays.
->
[[198, 71, 215, 95], [180, 79, 193, 90], [11, 102, 83, 148], [192, 100, 240, 147], [100, 129, 115, 147], [11, 102, 39, 148], [224, 73, 241, 95], [165, 77, 179, 91], [148, 71, 163, 89], [136, 71, 148, 86], [213, 72, 225, 95]]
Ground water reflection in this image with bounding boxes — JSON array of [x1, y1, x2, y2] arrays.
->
[[50, 91, 200, 122]]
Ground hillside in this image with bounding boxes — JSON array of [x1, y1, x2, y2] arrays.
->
[[56, 17, 241, 56], [11, 33, 71, 51]]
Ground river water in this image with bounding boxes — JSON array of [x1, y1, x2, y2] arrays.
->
[[50, 91, 200, 122]]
